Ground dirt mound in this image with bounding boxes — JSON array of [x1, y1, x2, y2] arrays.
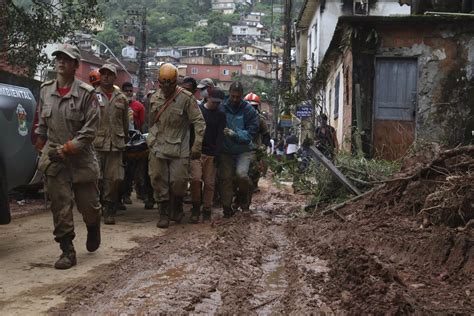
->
[[368, 145, 474, 228], [287, 145, 474, 313]]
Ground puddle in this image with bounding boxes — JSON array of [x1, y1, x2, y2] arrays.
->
[[251, 227, 289, 315]]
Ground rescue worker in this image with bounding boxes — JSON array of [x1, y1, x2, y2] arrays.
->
[[244, 92, 270, 195], [189, 87, 226, 223], [218, 82, 259, 217], [88, 69, 101, 88], [147, 63, 205, 228], [35, 43, 101, 269], [93, 63, 129, 225]]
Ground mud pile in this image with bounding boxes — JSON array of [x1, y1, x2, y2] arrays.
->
[[369, 144, 474, 228], [288, 145, 474, 313]]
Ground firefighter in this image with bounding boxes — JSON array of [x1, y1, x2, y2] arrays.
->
[[88, 69, 101, 88], [35, 43, 101, 269], [147, 63, 205, 228], [93, 63, 129, 225]]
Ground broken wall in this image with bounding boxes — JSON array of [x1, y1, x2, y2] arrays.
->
[[376, 20, 474, 146]]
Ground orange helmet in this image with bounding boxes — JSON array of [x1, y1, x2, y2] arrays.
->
[[88, 69, 100, 85], [158, 63, 178, 84], [244, 92, 261, 107]]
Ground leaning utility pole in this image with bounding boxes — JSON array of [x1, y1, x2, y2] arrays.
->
[[125, 8, 147, 102], [138, 8, 147, 102], [281, 0, 292, 94]]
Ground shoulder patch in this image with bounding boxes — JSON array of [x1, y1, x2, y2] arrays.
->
[[80, 82, 95, 93], [40, 80, 55, 88]]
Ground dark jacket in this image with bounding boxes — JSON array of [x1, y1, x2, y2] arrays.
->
[[219, 97, 259, 154]]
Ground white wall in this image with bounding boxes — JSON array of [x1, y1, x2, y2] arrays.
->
[[308, 0, 410, 77], [323, 63, 344, 148]]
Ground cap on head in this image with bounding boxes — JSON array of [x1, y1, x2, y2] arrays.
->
[[182, 76, 197, 91], [244, 92, 261, 107], [197, 78, 215, 89], [159, 63, 178, 84], [209, 87, 225, 103], [99, 63, 118, 76], [88, 69, 101, 85], [52, 43, 81, 61]]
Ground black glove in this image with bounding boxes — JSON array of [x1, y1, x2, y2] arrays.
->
[[48, 147, 64, 163]]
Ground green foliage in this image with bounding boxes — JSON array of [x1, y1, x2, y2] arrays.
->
[[96, 26, 123, 56], [4, 0, 103, 75]]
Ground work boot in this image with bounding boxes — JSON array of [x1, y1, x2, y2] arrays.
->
[[170, 197, 184, 223], [123, 195, 132, 205], [55, 237, 77, 270], [117, 201, 127, 211], [157, 201, 170, 228], [144, 198, 155, 209], [86, 223, 101, 252], [189, 202, 201, 224], [103, 202, 116, 225], [223, 206, 234, 219], [202, 208, 211, 222]]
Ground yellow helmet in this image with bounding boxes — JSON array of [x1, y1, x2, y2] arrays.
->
[[158, 63, 178, 84]]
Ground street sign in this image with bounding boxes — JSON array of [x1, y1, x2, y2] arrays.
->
[[296, 104, 313, 118], [279, 114, 292, 127]]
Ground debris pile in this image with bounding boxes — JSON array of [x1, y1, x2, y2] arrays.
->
[[367, 144, 474, 228]]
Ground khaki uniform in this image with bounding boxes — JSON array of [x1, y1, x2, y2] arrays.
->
[[147, 88, 205, 202], [36, 79, 101, 242], [93, 86, 129, 204]]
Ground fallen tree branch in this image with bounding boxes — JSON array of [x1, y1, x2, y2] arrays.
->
[[320, 185, 385, 220]]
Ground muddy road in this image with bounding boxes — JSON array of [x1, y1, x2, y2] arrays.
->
[[1, 177, 472, 314]]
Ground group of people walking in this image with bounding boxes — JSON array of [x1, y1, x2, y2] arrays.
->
[[34, 43, 270, 270]]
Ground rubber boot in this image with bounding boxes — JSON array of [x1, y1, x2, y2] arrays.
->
[[202, 208, 211, 222], [157, 201, 170, 228], [86, 222, 101, 252], [170, 197, 184, 223], [103, 202, 116, 225], [123, 195, 132, 204], [223, 206, 234, 219], [144, 198, 155, 209], [189, 202, 201, 224], [55, 237, 77, 270]]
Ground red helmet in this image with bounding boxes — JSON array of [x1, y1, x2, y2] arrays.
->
[[244, 92, 261, 107], [88, 69, 101, 86]]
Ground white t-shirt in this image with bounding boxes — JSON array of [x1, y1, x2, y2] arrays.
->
[[286, 144, 298, 154]]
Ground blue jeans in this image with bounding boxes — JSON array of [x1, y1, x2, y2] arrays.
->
[[218, 151, 254, 209]]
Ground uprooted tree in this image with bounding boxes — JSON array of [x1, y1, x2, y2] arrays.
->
[[2, 0, 103, 76]]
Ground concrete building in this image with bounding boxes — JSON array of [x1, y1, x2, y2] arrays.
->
[[212, 0, 236, 14], [295, 0, 410, 78], [311, 16, 474, 159], [186, 64, 241, 90]]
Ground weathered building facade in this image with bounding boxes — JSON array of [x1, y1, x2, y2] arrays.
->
[[315, 16, 474, 159]]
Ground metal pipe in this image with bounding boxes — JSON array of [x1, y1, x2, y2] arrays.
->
[[90, 37, 134, 80]]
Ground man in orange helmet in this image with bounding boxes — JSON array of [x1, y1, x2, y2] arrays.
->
[[88, 69, 101, 88], [147, 63, 205, 228]]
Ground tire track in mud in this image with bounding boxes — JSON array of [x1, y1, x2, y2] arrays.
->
[[50, 183, 325, 314]]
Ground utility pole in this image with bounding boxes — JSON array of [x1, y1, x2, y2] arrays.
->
[[281, 0, 292, 94], [125, 8, 147, 102]]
